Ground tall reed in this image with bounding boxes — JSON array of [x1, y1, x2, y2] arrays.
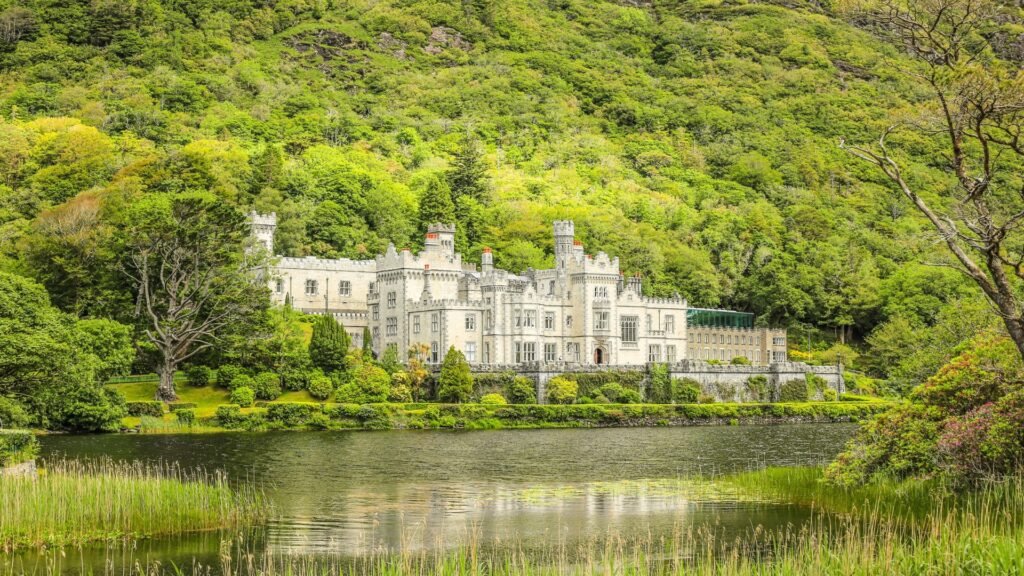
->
[[0, 459, 269, 550]]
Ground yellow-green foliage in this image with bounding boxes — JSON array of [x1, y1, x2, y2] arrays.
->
[[0, 459, 268, 549]]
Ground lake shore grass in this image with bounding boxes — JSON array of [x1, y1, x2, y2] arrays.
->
[[0, 459, 270, 550], [5, 467, 1022, 574], [199, 470, 1024, 575]]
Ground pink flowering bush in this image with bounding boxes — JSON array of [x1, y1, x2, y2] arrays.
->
[[829, 334, 1024, 487]]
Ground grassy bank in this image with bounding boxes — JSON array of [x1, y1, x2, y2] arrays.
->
[[0, 459, 269, 550]]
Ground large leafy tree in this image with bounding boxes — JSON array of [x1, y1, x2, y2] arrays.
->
[[842, 0, 1024, 358], [123, 193, 267, 401], [0, 271, 124, 431]]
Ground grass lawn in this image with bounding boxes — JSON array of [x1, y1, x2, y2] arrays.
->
[[109, 381, 320, 423]]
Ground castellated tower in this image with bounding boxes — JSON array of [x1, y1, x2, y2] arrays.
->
[[553, 220, 575, 270], [425, 223, 456, 259], [249, 212, 277, 253]]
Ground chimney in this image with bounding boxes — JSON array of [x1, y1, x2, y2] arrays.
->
[[481, 247, 493, 273]]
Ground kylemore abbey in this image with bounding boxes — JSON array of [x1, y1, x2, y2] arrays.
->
[[253, 214, 799, 373]]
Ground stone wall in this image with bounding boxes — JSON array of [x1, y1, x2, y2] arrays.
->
[[464, 361, 843, 403]]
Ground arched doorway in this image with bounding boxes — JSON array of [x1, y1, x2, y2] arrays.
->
[[594, 347, 605, 365]]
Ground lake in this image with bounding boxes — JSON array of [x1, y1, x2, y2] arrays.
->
[[34, 424, 856, 569]]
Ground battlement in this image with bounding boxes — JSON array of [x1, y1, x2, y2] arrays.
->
[[553, 220, 575, 237], [427, 222, 456, 234], [277, 256, 378, 271], [248, 211, 277, 226]]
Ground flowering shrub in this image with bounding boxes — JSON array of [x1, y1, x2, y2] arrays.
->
[[830, 334, 1024, 487], [912, 334, 1022, 415]]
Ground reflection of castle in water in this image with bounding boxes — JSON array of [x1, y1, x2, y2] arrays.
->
[[265, 479, 725, 556]]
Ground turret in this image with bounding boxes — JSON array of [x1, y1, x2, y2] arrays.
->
[[249, 211, 277, 253], [553, 220, 575, 270], [425, 223, 456, 258]]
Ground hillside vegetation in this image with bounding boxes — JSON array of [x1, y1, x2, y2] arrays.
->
[[2, 0, 1021, 403]]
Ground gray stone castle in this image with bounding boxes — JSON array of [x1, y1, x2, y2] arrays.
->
[[252, 214, 793, 369]]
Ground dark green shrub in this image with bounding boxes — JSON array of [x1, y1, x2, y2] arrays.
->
[[186, 365, 213, 387], [779, 380, 809, 402], [175, 409, 196, 425], [0, 430, 38, 466], [230, 386, 255, 407], [126, 401, 164, 417], [507, 377, 537, 404], [671, 378, 701, 403], [266, 403, 321, 427], [730, 356, 751, 365], [599, 383, 626, 402], [228, 373, 254, 392], [282, 370, 308, 392], [217, 365, 243, 388], [618, 388, 642, 404], [307, 372, 333, 400], [252, 372, 282, 400], [0, 397, 31, 429], [215, 405, 247, 429]]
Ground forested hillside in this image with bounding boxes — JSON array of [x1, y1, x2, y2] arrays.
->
[[0, 0, 1016, 390]]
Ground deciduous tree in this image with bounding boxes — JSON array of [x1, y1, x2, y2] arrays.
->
[[123, 193, 267, 401]]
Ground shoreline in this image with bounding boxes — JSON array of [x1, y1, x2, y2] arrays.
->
[[120, 401, 891, 434]]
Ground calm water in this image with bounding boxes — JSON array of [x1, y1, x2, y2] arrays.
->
[[34, 424, 856, 566]]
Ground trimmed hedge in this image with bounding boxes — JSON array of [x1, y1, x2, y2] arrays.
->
[[126, 401, 164, 417], [190, 401, 892, 432], [168, 402, 197, 412], [0, 430, 39, 467]]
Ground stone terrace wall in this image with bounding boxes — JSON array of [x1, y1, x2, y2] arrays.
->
[[463, 361, 844, 403]]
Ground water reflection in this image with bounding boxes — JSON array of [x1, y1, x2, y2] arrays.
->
[[37, 424, 856, 561]]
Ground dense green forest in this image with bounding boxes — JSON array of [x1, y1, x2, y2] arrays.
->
[[1, 0, 1021, 426]]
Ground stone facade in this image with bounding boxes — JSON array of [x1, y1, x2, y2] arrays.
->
[[256, 215, 790, 368]]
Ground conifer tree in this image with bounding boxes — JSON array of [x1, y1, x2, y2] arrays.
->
[[362, 326, 375, 359], [437, 346, 473, 403], [447, 135, 488, 204], [309, 314, 349, 373], [417, 174, 455, 233], [447, 135, 489, 252]]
